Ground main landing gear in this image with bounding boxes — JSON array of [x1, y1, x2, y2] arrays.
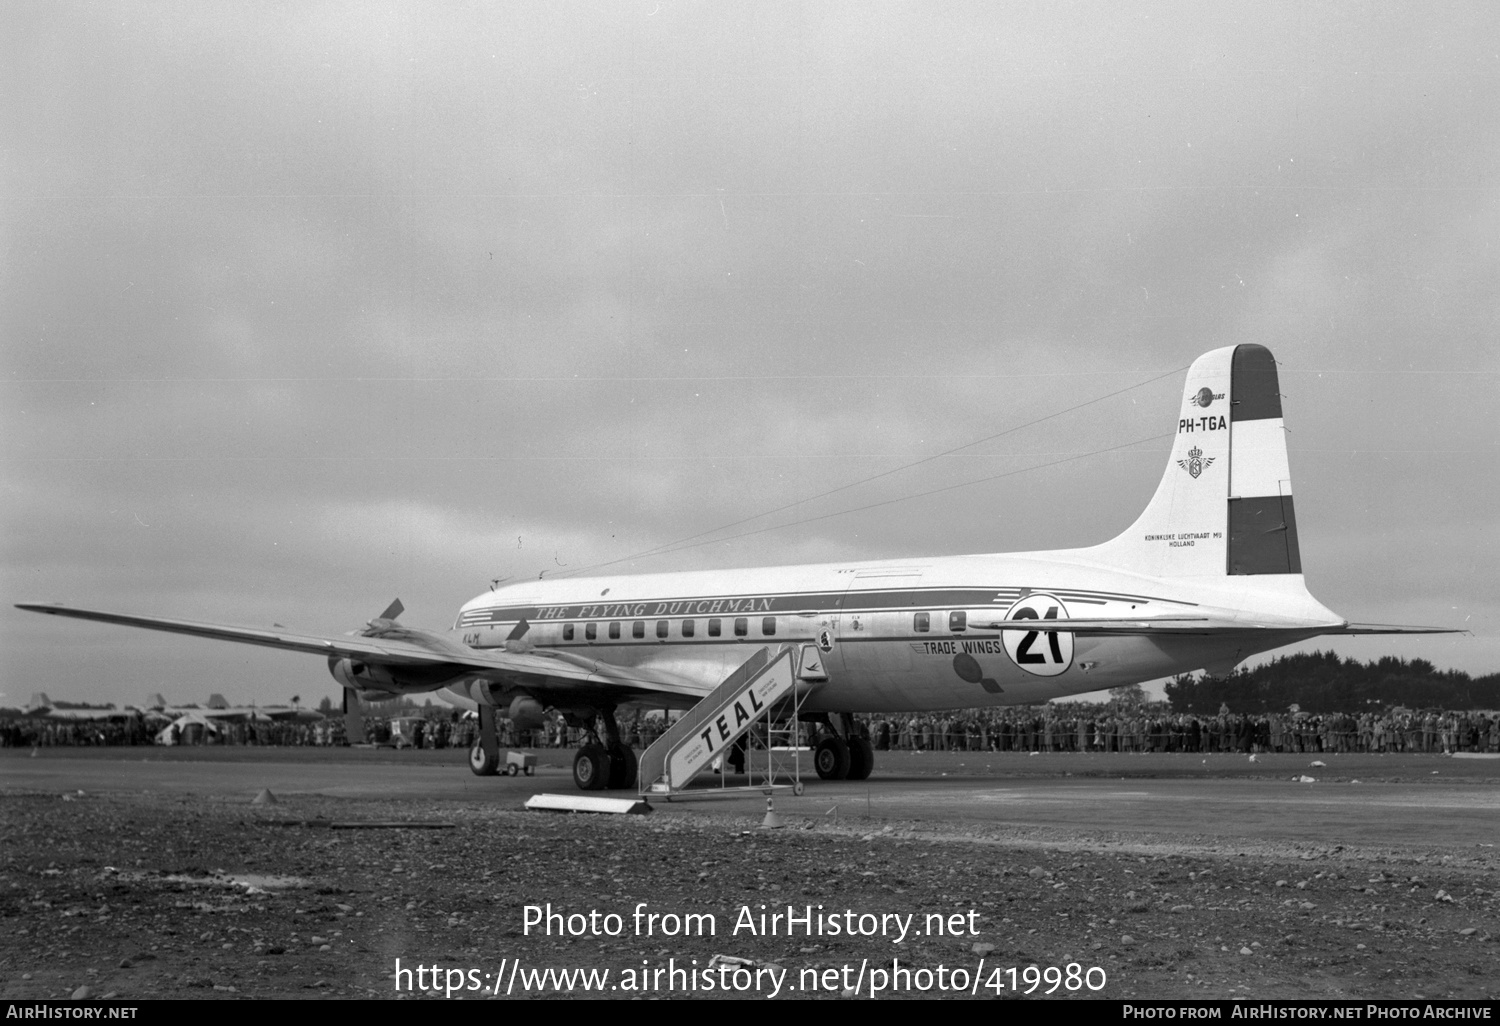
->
[[570, 707, 638, 792], [469, 741, 499, 776], [571, 741, 637, 791], [469, 703, 500, 776], [812, 713, 874, 782], [468, 699, 638, 792]]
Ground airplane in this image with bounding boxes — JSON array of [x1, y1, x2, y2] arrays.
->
[[18, 692, 145, 722], [16, 345, 1458, 791], [151, 710, 226, 746], [138, 692, 324, 725]]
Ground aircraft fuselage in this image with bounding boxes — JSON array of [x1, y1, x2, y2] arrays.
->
[[451, 549, 1330, 713]]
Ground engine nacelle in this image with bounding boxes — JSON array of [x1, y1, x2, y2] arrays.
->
[[327, 656, 463, 695], [328, 656, 395, 693], [507, 696, 546, 730]]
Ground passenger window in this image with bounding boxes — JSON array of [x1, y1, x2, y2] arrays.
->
[[608, 621, 621, 640], [681, 619, 695, 638], [949, 610, 967, 632], [632, 621, 645, 639], [734, 617, 748, 637], [708, 618, 721, 637], [584, 623, 597, 641], [656, 620, 669, 639], [914, 612, 930, 632], [762, 616, 776, 636], [562, 624, 574, 641]]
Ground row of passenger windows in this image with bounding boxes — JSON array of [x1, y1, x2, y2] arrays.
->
[[560, 616, 778, 642], [914, 611, 969, 632], [550, 610, 971, 642]]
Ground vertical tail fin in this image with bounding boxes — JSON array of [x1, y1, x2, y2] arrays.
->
[[1092, 344, 1301, 578]]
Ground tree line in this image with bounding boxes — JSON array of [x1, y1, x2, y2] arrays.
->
[[1165, 651, 1498, 714]]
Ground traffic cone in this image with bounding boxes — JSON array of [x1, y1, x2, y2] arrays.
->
[[760, 796, 784, 829]]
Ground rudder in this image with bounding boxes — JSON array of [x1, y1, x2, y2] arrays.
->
[[1225, 344, 1301, 575], [1090, 344, 1301, 578]]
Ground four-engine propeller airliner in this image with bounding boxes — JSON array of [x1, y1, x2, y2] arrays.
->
[[18, 345, 1456, 791]]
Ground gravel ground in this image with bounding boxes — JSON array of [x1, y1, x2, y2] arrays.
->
[[3, 771, 1498, 1001]]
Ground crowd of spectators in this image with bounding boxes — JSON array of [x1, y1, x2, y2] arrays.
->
[[865, 704, 1500, 755], [4, 702, 1499, 755]]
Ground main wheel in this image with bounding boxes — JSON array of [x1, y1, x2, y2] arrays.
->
[[469, 741, 499, 776], [573, 745, 612, 791], [847, 736, 875, 781], [814, 735, 851, 780], [607, 743, 638, 790]]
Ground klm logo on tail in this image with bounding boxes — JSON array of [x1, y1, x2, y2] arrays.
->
[[1177, 446, 1214, 479]]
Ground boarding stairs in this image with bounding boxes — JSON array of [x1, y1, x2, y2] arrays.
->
[[637, 645, 807, 798]]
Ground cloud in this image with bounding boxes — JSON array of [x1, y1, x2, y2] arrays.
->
[[4, 3, 1497, 707]]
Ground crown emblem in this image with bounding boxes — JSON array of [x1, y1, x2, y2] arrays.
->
[[1177, 445, 1215, 479]]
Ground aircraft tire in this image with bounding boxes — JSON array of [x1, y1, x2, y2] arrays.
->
[[814, 735, 851, 780], [607, 743, 638, 790], [469, 741, 499, 776], [573, 745, 612, 791], [847, 736, 875, 781]]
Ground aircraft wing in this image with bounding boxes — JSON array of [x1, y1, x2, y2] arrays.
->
[[25, 707, 137, 722], [15, 602, 712, 700], [261, 707, 327, 722], [17, 603, 463, 666]]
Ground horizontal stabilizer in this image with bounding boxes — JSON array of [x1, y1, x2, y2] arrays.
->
[[1322, 623, 1469, 636], [973, 616, 1462, 637], [975, 616, 1267, 634]]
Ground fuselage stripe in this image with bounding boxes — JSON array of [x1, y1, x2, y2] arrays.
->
[[455, 585, 1193, 628]]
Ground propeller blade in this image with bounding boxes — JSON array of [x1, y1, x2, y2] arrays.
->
[[378, 599, 404, 621], [506, 618, 530, 642]]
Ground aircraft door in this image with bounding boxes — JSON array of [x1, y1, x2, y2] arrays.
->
[[800, 576, 855, 686]]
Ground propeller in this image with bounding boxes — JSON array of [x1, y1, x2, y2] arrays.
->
[[345, 599, 403, 743], [362, 598, 405, 635], [504, 617, 531, 653]]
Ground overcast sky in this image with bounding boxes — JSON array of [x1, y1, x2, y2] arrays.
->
[[4, 2, 1496, 710]]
